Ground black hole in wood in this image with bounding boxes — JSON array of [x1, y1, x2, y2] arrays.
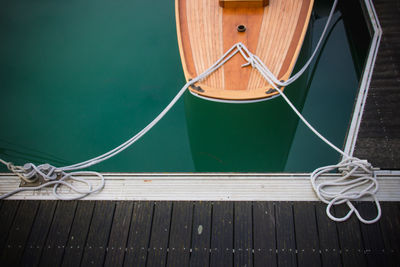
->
[[237, 25, 246, 32]]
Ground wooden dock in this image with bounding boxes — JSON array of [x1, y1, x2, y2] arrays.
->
[[1, 200, 399, 267], [353, 0, 400, 170]]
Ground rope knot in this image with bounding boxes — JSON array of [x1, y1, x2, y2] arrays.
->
[[6, 162, 16, 172], [236, 43, 256, 68], [311, 156, 381, 224], [243, 55, 256, 68], [22, 163, 59, 181]]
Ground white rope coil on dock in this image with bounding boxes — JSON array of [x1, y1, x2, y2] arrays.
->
[[0, 0, 380, 224], [311, 158, 380, 224], [237, 41, 381, 224], [0, 160, 104, 200]]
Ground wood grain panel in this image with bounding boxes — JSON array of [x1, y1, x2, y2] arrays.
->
[[248, 0, 304, 90], [176, 0, 314, 101], [190, 202, 212, 267], [223, 6, 264, 90], [185, 0, 224, 89]]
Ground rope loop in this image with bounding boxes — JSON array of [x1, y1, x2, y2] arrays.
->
[[0, 160, 104, 200], [311, 157, 381, 224], [22, 163, 59, 181], [6, 162, 24, 173]]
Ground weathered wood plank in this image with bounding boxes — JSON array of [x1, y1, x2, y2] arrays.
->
[[0, 200, 20, 252], [166, 201, 193, 267], [1, 199, 399, 267], [379, 202, 400, 267], [104, 201, 134, 267], [315, 203, 342, 267], [335, 203, 366, 267], [20, 201, 57, 267], [294, 202, 321, 267], [190, 201, 212, 267], [234, 201, 253, 267], [123, 201, 154, 266], [0, 201, 39, 266], [80, 201, 115, 266], [275, 202, 296, 266], [354, 0, 400, 169], [146, 201, 173, 267], [357, 202, 387, 267], [39, 201, 77, 266], [210, 201, 233, 267], [253, 201, 276, 267], [61, 201, 95, 267]]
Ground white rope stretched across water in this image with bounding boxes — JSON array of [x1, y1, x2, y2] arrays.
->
[[236, 43, 381, 224], [0, 42, 245, 200], [0, 0, 381, 224]]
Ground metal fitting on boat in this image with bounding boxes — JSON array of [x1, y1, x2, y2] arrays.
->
[[237, 25, 246, 32]]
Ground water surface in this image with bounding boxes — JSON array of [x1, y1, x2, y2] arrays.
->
[[0, 0, 371, 172]]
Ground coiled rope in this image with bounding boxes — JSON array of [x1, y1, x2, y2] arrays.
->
[[0, 159, 105, 200], [236, 43, 381, 224], [0, 0, 381, 224]]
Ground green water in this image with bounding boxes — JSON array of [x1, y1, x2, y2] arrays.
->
[[0, 0, 371, 172]]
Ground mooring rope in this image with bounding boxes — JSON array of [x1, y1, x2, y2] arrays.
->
[[0, 43, 243, 200], [236, 43, 381, 224], [0, 0, 380, 224]]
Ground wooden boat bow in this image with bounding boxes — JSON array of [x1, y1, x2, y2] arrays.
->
[[176, 0, 314, 101]]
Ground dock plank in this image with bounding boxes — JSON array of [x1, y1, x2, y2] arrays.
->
[[166, 201, 193, 267], [20, 201, 57, 267], [146, 201, 173, 267], [123, 201, 154, 266], [61, 201, 95, 267], [210, 201, 233, 267], [190, 201, 212, 267], [380, 202, 400, 267], [234, 201, 253, 267], [80, 201, 115, 266], [0, 200, 20, 251], [354, 0, 400, 169], [357, 202, 387, 267], [104, 201, 134, 267], [253, 201, 277, 267], [315, 203, 342, 267], [294, 202, 321, 267], [0, 199, 399, 267], [335, 204, 366, 267], [0, 201, 39, 266], [275, 202, 296, 266], [39, 201, 77, 266]]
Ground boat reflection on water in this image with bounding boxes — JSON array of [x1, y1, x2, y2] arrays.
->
[[184, 26, 313, 172]]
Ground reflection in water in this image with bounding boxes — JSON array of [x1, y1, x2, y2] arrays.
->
[[184, 0, 371, 172], [285, 0, 371, 172], [184, 26, 313, 172]]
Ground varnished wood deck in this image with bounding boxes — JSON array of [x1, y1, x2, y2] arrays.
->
[[176, 0, 314, 100], [1, 200, 399, 267]]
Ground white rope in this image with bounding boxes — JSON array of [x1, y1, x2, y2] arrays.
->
[[231, 0, 380, 224], [239, 45, 380, 224], [310, 159, 380, 224], [0, 43, 242, 200], [0, 0, 381, 223], [0, 161, 105, 200]]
